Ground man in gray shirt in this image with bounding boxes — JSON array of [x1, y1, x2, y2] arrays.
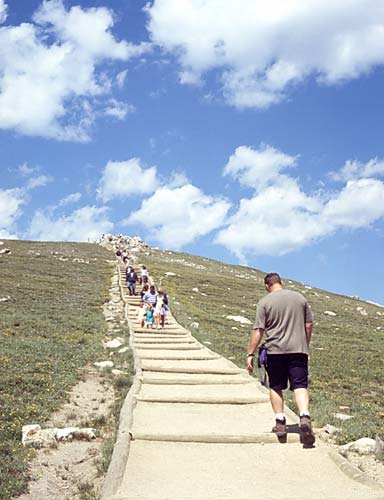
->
[[246, 272, 315, 445]]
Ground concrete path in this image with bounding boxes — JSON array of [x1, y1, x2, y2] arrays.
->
[[102, 265, 384, 500]]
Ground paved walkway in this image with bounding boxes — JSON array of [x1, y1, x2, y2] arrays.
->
[[103, 265, 384, 500]]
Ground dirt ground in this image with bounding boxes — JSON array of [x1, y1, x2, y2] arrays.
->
[[16, 367, 115, 500]]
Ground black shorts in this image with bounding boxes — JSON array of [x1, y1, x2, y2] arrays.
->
[[266, 353, 308, 391]]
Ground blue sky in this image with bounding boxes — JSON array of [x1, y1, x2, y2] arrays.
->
[[1, 0, 384, 304]]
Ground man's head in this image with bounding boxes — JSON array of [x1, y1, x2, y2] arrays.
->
[[149, 285, 156, 293], [264, 272, 283, 292]]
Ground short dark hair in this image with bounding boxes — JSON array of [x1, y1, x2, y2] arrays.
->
[[264, 273, 282, 286]]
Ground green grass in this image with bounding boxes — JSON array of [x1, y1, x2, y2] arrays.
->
[[139, 246, 384, 445], [0, 240, 113, 499]]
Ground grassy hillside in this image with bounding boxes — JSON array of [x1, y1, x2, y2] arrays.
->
[[1, 237, 382, 498], [139, 246, 384, 444], [0, 240, 112, 499]]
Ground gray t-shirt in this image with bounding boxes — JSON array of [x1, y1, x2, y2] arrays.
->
[[253, 289, 313, 355]]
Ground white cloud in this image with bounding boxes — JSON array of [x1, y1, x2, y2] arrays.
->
[[17, 163, 39, 177], [29, 205, 113, 242], [322, 178, 384, 228], [216, 177, 323, 258], [127, 183, 231, 248], [0, 0, 7, 24], [116, 69, 128, 88], [223, 145, 298, 190], [0, 187, 25, 237], [147, 0, 384, 108], [26, 174, 52, 189], [97, 158, 158, 202], [0, 0, 150, 140], [104, 99, 134, 120], [330, 158, 384, 182], [216, 146, 384, 257], [168, 171, 190, 188], [57, 192, 82, 207]]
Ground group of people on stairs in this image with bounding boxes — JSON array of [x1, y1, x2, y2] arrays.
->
[[116, 248, 169, 330], [115, 244, 315, 446]]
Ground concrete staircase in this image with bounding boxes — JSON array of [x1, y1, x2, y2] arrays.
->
[[103, 263, 384, 500]]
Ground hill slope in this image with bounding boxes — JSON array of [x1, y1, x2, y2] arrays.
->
[[137, 245, 384, 444], [0, 240, 113, 499], [1, 237, 383, 498]]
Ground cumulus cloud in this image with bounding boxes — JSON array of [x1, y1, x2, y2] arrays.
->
[[147, 0, 384, 108], [126, 183, 231, 248], [216, 177, 323, 258], [330, 158, 384, 182], [216, 145, 384, 258], [28, 205, 113, 242], [223, 145, 298, 190], [0, 0, 7, 24], [0, 0, 150, 140], [97, 158, 158, 202], [0, 187, 25, 238], [0, 169, 53, 237], [322, 178, 384, 228]]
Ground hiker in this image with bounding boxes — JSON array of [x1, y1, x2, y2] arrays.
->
[[144, 304, 154, 328], [138, 302, 146, 328], [126, 267, 138, 296], [140, 265, 149, 285], [158, 287, 168, 306], [140, 284, 149, 302], [154, 291, 168, 330], [246, 272, 315, 445], [158, 287, 169, 327], [143, 285, 158, 307]]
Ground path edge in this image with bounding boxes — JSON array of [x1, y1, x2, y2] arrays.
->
[[328, 448, 384, 492]]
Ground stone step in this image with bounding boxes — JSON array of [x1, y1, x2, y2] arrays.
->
[[140, 358, 245, 375], [133, 431, 300, 444], [141, 371, 252, 385], [133, 339, 196, 344], [137, 351, 220, 361], [130, 401, 296, 440], [111, 441, 383, 500], [137, 382, 269, 404], [134, 344, 202, 350]]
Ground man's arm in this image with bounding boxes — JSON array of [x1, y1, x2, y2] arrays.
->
[[305, 321, 313, 348], [246, 327, 265, 373]]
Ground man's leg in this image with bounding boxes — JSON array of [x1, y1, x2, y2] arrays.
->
[[290, 356, 315, 445], [269, 388, 284, 413], [293, 387, 310, 414], [269, 388, 287, 437]]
